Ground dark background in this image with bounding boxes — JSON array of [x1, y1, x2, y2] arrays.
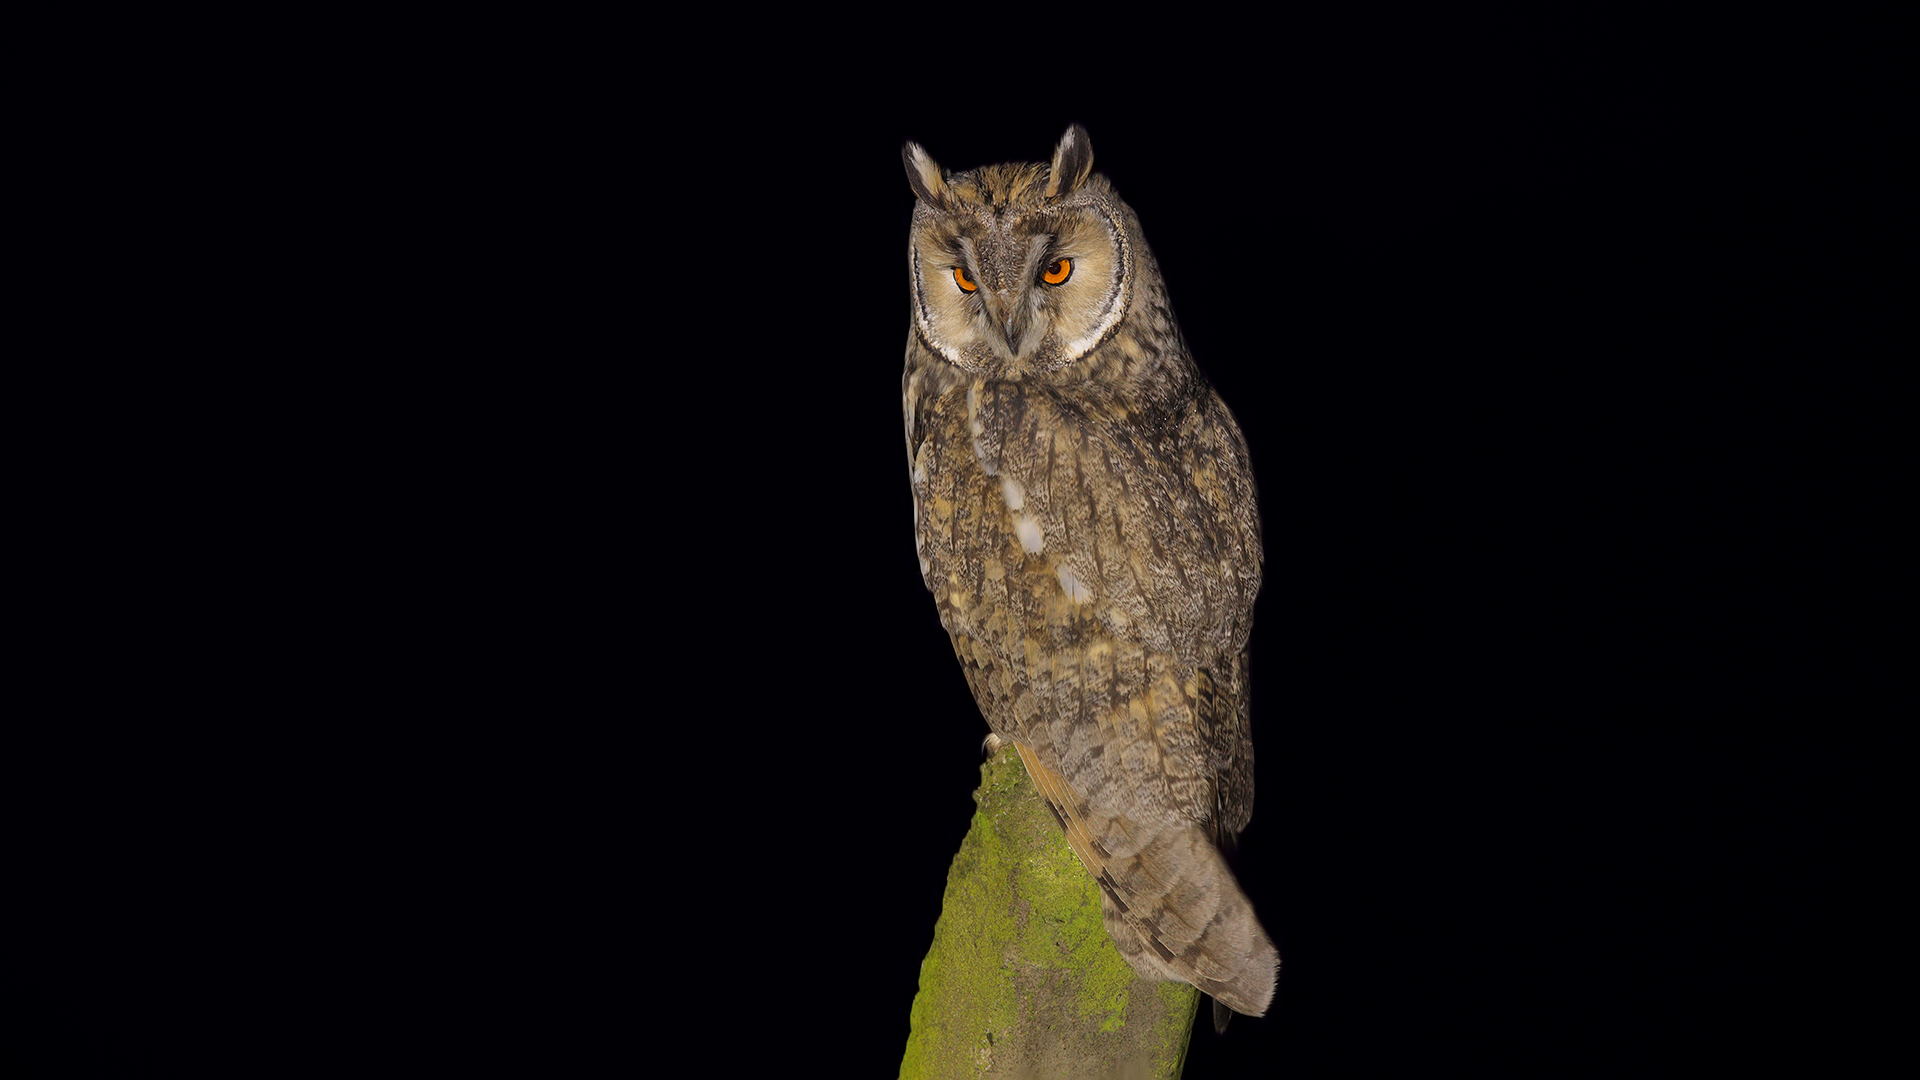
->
[[39, 13, 1773, 1076], [623, 20, 1700, 1076]]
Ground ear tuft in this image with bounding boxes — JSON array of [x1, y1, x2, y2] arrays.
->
[[903, 141, 950, 208], [1044, 124, 1095, 199]]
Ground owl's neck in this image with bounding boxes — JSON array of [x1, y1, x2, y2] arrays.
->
[[905, 325, 1204, 434]]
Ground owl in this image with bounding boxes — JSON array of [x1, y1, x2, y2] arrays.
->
[[901, 126, 1277, 1024]]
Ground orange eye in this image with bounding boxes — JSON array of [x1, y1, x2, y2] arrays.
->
[[1042, 257, 1072, 285], [952, 266, 977, 293]]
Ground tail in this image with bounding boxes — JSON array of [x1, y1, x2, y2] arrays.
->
[[1012, 742, 1279, 1017]]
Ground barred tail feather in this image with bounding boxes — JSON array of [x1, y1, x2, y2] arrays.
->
[[1012, 742, 1279, 1018]]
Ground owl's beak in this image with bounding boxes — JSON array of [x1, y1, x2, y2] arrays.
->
[[985, 290, 1032, 359]]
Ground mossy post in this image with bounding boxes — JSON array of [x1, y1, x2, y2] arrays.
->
[[901, 743, 1200, 1079]]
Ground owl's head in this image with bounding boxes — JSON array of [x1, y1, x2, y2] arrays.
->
[[904, 126, 1159, 379]]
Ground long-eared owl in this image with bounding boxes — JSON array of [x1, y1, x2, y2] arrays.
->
[[901, 126, 1277, 1021]]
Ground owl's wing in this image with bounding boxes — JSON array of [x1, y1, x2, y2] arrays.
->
[[963, 378, 1261, 822], [911, 377, 1274, 1014]]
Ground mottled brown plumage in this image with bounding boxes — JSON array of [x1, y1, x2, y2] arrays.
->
[[902, 127, 1277, 1020]]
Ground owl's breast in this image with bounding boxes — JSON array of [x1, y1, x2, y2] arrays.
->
[[906, 381, 1019, 631], [907, 376, 1257, 658], [909, 379, 1258, 813]]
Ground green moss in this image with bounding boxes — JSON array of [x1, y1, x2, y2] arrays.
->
[[901, 746, 1201, 1079], [900, 757, 1022, 1077], [1155, 980, 1203, 1075]]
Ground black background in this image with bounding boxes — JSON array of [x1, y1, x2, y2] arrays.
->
[[38, 13, 1777, 1076]]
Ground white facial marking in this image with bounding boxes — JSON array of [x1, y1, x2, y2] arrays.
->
[[912, 246, 963, 363], [1065, 305, 1123, 360]]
